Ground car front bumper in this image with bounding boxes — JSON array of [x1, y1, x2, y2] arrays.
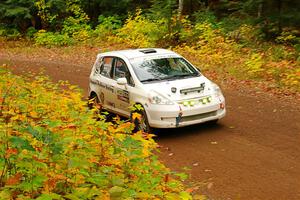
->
[[144, 97, 226, 128]]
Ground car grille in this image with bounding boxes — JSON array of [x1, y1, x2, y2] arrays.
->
[[181, 111, 217, 122]]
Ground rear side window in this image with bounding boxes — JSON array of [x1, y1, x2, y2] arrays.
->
[[94, 57, 102, 74], [100, 57, 113, 78]]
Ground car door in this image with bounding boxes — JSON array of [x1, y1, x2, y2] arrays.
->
[[111, 57, 135, 117], [91, 56, 117, 110]]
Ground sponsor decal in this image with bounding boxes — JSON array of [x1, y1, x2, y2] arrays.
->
[[180, 83, 205, 95], [107, 101, 115, 108], [117, 89, 129, 103], [91, 79, 114, 93], [105, 85, 114, 93]]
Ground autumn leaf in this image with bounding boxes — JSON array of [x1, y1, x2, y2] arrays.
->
[[6, 173, 22, 186], [131, 112, 141, 120], [44, 178, 58, 192], [5, 148, 18, 158], [29, 111, 39, 118]]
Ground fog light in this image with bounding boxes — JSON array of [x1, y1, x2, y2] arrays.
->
[[183, 101, 189, 106], [220, 103, 225, 109], [190, 101, 195, 106], [207, 97, 212, 102]]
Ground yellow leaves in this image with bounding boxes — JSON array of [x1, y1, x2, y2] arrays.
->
[[131, 112, 141, 121], [30, 138, 43, 151], [0, 68, 190, 199], [116, 9, 167, 48], [20, 149, 28, 155], [29, 111, 39, 118]]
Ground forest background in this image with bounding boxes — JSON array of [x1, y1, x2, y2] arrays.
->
[[1, 0, 300, 91]]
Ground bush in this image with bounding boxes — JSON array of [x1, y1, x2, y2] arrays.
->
[[193, 10, 218, 26], [245, 53, 264, 78], [114, 9, 167, 48], [93, 15, 122, 38], [34, 30, 73, 47], [62, 17, 92, 42], [0, 66, 191, 199], [25, 27, 38, 39], [275, 29, 300, 45], [0, 25, 21, 40]]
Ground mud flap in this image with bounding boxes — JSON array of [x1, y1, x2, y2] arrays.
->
[[176, 105, 183, 127], [176, 113, 182, 127]]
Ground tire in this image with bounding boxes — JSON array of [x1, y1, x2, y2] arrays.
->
[[131, 107, 152, 133], [88, 93, 101, 111]]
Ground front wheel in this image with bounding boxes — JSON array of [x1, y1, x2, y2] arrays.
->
[[131, 108, 152, 133]]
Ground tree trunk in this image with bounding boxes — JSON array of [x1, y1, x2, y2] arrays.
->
[[178, 0, 184, 18], [257, 2, 263, 18]]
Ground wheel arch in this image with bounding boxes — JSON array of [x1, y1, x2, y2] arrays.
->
[[89, 91, 98, 99]]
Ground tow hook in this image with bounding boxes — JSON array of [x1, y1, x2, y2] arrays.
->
[[176, 105, 183, 127]]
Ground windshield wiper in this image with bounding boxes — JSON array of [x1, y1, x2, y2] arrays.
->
[[163, 73, 199, 80], [140, 77, 162, 83]]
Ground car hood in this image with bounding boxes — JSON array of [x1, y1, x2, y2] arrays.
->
[[142, 76, 214, 101]]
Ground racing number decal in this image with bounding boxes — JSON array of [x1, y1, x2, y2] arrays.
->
[[117, 89, 129, 103]]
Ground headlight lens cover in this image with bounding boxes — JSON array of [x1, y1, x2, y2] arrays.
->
[[211, 83, 223, 97], [149, 91, 174, 105]]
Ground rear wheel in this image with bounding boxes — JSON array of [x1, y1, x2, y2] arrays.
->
[[88, 93, 101, 111]]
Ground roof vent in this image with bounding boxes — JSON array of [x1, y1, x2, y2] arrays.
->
[[139, 49, 157, 54]]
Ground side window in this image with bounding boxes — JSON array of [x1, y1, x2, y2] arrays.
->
[[100, 57, 113, 78], [94, 57, 103, 74], [113, 58, 134, 86]]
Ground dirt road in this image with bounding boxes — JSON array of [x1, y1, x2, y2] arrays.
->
[[1, 54, 300, 200]]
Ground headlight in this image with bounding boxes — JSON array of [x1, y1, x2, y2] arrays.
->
[[148, 91, 174, 105], [211, 83, 223, 97]]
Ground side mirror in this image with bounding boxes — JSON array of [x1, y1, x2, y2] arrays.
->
[[117, 77, 127, 85]]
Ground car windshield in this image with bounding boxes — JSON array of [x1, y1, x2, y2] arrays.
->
[[130, 56, 200, 83]]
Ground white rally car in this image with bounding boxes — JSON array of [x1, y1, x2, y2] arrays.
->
[[89, 48, 225, 132]]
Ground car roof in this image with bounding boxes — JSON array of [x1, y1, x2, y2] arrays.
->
[[98, 48, 179, 59]]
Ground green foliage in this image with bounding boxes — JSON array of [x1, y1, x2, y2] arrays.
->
[[0, 0, 34, 32], [34, 30, 73, 47], [228, 24, 264, 45], [148, 0, 177, 20], [62, 17, 91, 42], [276, 29, 300, 45], [93, 15, 122, 38], [0, 66, 189, 199], [25, 27, 38, 38], [193, 10, 218, 26], [0, 25, 21, 40], [35, 0, 89, 30]]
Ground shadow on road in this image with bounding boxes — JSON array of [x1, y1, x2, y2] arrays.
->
[[154, 121, 226, 140]]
